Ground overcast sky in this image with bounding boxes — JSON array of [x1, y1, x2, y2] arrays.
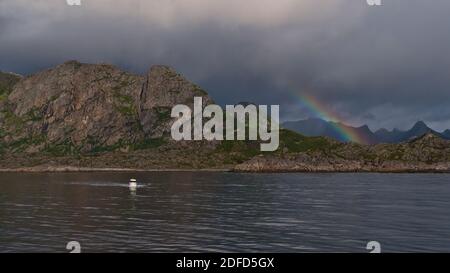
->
[[1, 0, 450, 131]]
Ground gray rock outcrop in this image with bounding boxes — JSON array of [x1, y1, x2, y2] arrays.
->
[[1, 61, 213, 153]]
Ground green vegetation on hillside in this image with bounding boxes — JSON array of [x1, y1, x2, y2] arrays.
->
[[112, 87, 136, 117], [0, 71, 21, 101], [277, 129, 340, 153], [154, 107, 172, 122]]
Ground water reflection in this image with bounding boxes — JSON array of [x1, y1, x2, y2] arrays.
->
[[1, 172, 450, 252]]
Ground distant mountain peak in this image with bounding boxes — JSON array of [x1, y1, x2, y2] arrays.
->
[[409, 131, 447, 145], [412, 120, 429, 130], [283, 118, 450, 145], [375, 128, 389, 134], [282, 118, 378, 144], [443, 129, 450, 139]]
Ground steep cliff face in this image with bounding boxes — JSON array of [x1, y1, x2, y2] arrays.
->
[[139, 65, 213, 138], [2, 61, 143, 153], [0, 61, 212, 153]]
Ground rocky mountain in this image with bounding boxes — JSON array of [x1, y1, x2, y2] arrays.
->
[[374, 121, 448, 143], [444, 130, 450, 139], [283, 118, 329, 137], [283, 118, 378, 144], [0, 61, 211, 154], [283, 118, 450, 144], [235, 132, 450, 172], [1, 61, 450, 172]]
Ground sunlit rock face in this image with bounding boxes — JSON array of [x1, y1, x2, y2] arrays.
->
[[1, 61, 212, 153], [139, 65, 213, 138]]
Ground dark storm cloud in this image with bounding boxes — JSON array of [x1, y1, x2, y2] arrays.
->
[[1, 0, 450, 130]]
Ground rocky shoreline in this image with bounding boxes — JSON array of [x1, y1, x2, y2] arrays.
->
[[234, 156, 450, 173], [0, 166, 232, 173], [1, 162, 449, 173]]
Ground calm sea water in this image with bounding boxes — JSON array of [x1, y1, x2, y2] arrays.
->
[[1, 172, 450, 253]]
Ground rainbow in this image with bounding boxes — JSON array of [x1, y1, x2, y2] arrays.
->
[[291, 93, 370, 144]]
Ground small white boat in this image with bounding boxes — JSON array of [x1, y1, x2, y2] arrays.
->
[[129, 178, 137, 190]]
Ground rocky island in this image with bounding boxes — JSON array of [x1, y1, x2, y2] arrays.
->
[[1, 61, 450, 173]]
